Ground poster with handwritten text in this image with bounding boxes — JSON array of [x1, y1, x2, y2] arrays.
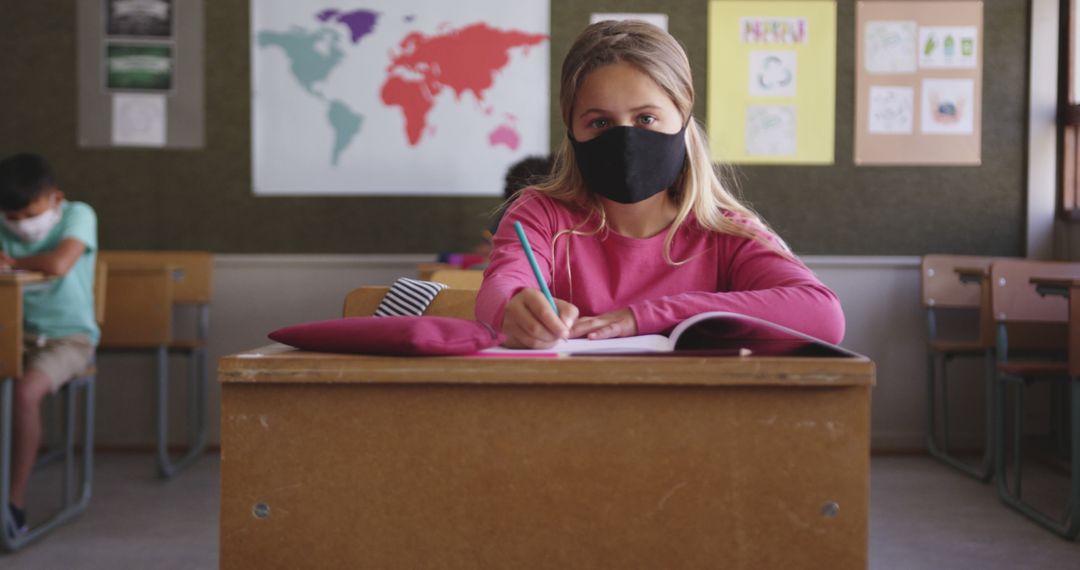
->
[[707, 1, 836, 164]]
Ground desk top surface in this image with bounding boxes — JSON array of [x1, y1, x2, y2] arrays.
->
[[219, 344, 874, 388], [0, 271, 46, 284]]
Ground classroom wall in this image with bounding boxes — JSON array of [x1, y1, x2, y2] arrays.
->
[[90, 256, 983, 452], [0, 0, 1031, 255], [0, 2, 1034, 452]]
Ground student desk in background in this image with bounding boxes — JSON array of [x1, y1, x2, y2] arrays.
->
[[0, 272, 49, 379], [218, 346, 875, 569]]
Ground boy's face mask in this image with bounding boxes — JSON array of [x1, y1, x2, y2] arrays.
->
[[570, 125, 688, 204], [3, 196, 61, 243]]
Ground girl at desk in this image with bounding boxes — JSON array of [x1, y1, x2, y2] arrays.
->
[[477, 20, 845, 349]]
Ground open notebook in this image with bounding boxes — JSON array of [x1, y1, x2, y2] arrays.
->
[[480, 311, 858, 358]]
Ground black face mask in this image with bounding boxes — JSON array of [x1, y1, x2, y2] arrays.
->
[[570, 125, 688, 204]]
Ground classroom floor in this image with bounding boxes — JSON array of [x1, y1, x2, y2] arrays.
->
[[0, 454, 1078, 569]]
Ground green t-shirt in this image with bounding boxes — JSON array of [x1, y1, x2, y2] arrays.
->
[[0, 201, 99, 345]]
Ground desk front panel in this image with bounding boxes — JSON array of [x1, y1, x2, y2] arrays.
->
[[0, 282, 21, 379], [220, 376, 870, 569]]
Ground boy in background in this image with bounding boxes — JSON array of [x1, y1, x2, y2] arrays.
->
[[0, 153, 98, 537]]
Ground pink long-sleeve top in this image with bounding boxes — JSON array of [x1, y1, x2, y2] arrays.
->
[[476, 190, 846, 343]]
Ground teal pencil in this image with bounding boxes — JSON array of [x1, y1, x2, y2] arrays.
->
[[512, 221, 559, 316]]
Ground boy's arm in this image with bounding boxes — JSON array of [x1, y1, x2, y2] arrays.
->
[[0, 238, 87, 276]]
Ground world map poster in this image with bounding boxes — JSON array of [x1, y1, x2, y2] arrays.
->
[[251, 0, 550, 196]]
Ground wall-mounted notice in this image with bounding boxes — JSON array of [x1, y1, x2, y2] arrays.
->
[[707, 1, 836, 164], [105, 44, 173, 91], [589, 13, 668, 31], [78, 0, 204, 149], [112, 93, 167, 146], [855, 1, 983, 165], [106, 0, 174, 38]]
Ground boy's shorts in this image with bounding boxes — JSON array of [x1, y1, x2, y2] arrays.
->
[[23, 335, 95, 393]]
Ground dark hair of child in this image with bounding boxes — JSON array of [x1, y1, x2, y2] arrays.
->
[[0, 153, 55, 211], [503, 155, 554, 200]]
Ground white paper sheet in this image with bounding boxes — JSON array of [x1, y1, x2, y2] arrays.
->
[[748, 51, 797, 97], [112, 93, 167, 147], [864, 20, 917, 74], [920, 78, 975, 135], [868, 85, 914, 134], [745, 105, 797, 156]]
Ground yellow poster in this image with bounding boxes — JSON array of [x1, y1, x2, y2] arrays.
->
[[707, 1, 836, 164]]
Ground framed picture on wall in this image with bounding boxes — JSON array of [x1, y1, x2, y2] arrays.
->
[[105, 43, 174, 91], [106, 0, 174, 39]]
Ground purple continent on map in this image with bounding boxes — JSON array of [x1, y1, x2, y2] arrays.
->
[[316, 8, 378, 44]]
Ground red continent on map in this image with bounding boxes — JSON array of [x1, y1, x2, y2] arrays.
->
[[379, 23, 547, 146]]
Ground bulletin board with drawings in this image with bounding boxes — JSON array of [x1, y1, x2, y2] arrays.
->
[[854, 1, 983, 165]]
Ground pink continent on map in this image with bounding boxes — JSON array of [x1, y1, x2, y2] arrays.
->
[[380, 23, 547, 146], [488, 125, 520, 150]]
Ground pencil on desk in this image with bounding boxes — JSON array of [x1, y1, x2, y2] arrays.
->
[[512, 221, 559, 316]]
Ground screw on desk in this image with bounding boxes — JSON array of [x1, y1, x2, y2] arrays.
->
[[253, 503, 271, 519], [821, 501, 840, 518]]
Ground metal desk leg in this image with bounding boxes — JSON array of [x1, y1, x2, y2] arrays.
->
[[1, 375, 95, 552], [156, 339, 208, 479]]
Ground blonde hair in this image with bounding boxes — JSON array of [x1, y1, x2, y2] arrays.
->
[[531, 20, 782, 264]]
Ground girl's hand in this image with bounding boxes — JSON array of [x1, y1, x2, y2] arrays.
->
[[501, 289, 579, 348], [571, 308, 638, 340], [0, 253, 14, 270]]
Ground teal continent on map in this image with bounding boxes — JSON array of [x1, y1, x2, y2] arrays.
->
[[328, 100, 363, 166], [256, 8, 378, 165], [256, 26, 346, 97]]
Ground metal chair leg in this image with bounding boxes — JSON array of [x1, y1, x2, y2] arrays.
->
[[995, 373, 1080, 540], [1, 375, 96, 552], [34, 395, 64, 470], [927, 348, 994, 481], [62, 383, 76, 507], [1013, 382, 1025, 499], [1, 377, 16, 552]]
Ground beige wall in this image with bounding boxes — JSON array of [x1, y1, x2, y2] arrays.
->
[[87, 255, 966, 452]]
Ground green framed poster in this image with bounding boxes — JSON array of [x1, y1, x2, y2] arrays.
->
[[106, 43, 173, 91]]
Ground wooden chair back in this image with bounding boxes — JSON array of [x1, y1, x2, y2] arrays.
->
[[922, 255, 996, 348], [94, 259, 107, 326], [428, 269, 485, 289], [921, 255, 992, 309], [99, 266, 174, 347], [991, 260, 1080, 323], [343, 287, 478, 320], [990, 259, 1080, 352], [97, 251, 212, 304]]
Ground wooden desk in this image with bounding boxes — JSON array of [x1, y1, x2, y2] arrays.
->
[[0, 272, 48, 379], [219, 346, 874, 569]]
